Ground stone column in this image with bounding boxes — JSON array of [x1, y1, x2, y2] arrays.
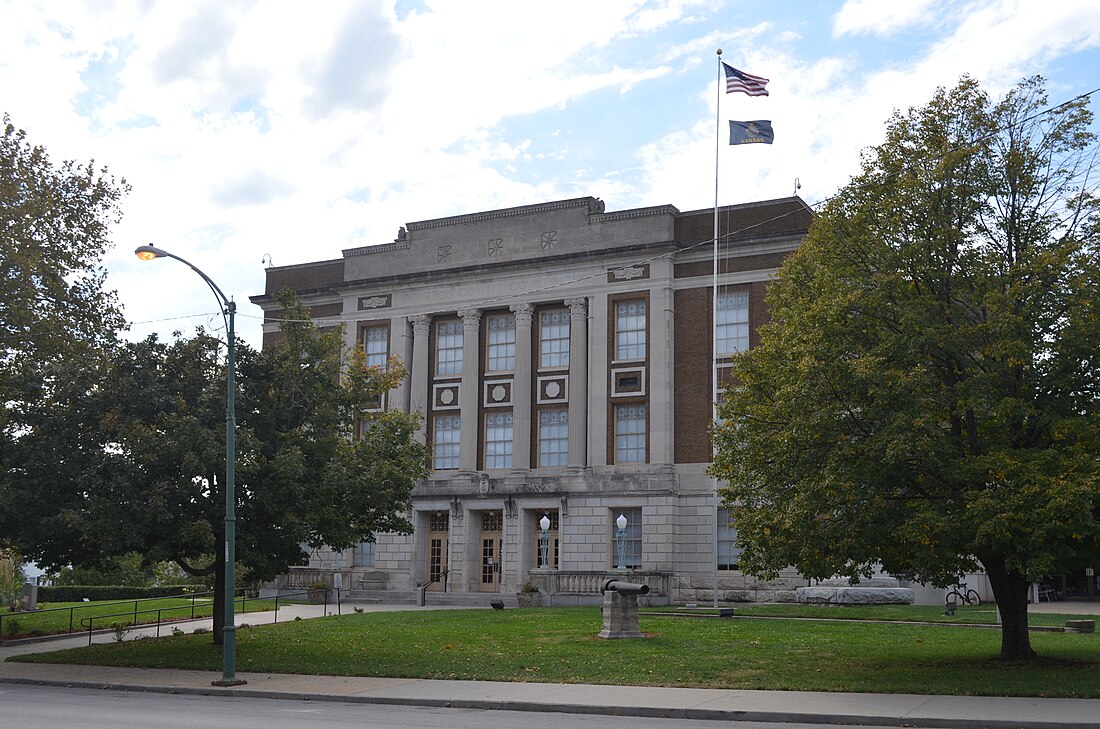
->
[[586, 294, 607, 466], [649, 282, 674, 464], [389, 316, 410, 412], [409, 315, 431, 443], [565, 297, 588, 473], [510, 303, 533, 473], [458, 308, 482, 474]]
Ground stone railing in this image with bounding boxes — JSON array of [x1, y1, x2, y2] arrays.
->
[[527, 570, 671, 597], [273, 567, 387, 591]]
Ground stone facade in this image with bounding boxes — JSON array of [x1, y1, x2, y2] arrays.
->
[[252, 196, 813, 604]]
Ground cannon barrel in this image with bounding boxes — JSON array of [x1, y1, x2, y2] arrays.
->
[[601, 579, 651, 595]]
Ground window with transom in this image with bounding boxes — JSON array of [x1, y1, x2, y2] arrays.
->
[[614, 404, 647, 463], [538, 409, 568, 467], [484, 412, 513, 469], [615, 300, 646, 360], [539, 309, 569, 368], [716, 292, 749, 355], [436, 320, 463, 376], [486, 313, 516, 371], [432, 414, 460, 470], [363, 324, 389, 368]]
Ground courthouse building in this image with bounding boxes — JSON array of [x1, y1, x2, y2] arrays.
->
[[252, 195, 813, 604]]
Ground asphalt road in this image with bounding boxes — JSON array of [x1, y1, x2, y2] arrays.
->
[[3, 683, 900, 729]]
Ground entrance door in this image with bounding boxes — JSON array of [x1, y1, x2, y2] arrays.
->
[[479, 511, 503, 592], [426, 511, 449, 592]]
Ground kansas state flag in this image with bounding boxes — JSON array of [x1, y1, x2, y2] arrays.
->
[[729, 120, 774, 145]]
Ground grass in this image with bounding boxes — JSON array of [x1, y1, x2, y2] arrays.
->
[[662, 603, 1095, 628], [1, 596, 280, 639], [10, 607, 1100, 697]]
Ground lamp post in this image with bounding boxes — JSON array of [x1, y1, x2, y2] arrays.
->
[[615, 513, 628, 570], [134, 244, 245, 687], [538, 515, 551, 570]]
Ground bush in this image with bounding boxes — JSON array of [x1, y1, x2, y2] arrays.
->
[[37, 585, 194, 602]]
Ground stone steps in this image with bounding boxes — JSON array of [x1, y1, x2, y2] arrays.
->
[[340, 590, 520, 609]]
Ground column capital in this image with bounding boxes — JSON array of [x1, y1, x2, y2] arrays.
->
[[565, 297, 588, 318], [458, 308, 482, 328], [509, 302, 534, 325], [410, 314, 431, 336]]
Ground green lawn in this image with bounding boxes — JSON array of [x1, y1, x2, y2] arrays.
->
[[662, 603, 1095, 628], [1, 596, 280, 639], [11, 607, 1100, 697]]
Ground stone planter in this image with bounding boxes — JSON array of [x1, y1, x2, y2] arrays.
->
[[516, 592, 542, 608]]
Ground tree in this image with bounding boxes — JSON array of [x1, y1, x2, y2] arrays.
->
[[0, 548, 24, 605], [710, 76, 1100, 661], [0, 114, 128, 441], [0, 114, 126, 612], [0, 295, 429, 643]]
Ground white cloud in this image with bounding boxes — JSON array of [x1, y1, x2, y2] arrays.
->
[[833, 0, 941, 37], [1, 0, 1097, 349]]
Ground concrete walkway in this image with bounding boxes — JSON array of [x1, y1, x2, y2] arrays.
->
[[0, 602, 1097, 728]]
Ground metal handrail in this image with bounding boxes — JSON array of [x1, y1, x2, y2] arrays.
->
[[6, 587, 343, 644], [78, 592, 259, 645], [1, 589, 216, 640]]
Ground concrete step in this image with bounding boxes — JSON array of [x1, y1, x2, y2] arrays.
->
[[340, 590, 519, 609]]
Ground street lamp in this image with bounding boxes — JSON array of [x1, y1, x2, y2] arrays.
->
[[134, 244, 245, 687], [615, 513, 628, 570], [538, 515, 551, 570]]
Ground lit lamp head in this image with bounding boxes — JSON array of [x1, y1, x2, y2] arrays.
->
[[616, 513, 627, 531], [134, 244, 168, 261], [539, 515, 551, 531]]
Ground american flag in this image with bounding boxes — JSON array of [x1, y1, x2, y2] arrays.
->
[[723, 62, 769, 96]]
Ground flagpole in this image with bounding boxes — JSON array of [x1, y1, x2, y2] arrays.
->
[[712, 48, 722, 611]]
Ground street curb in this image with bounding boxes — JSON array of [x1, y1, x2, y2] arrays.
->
[[1, 675, 1096, 729]]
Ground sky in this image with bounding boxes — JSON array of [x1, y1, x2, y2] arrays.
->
[[2, 0, 1099, 348]]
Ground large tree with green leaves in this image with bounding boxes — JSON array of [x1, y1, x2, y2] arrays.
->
[[710, 76, 1100, 660], [0, 295, 428, 642], [0, 114, 127, 596], [0, 114, 128, 435]]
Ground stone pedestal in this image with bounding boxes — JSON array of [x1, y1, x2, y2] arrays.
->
[[20, 582, 38, 611], [597, 591, 643, 639]]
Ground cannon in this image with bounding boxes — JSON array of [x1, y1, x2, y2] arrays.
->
[[601, 579, 651, 596], [597, 580, 651, 639]]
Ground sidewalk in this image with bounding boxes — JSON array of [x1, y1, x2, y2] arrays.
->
[[1, 603, 1098, 728]]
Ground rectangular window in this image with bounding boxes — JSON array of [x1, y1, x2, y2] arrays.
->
[[363, 324, 389, 369], [484, 411, 514, 469], [436, 320, 463, 376], [432, 414, 461, 470], [486, 314, 516, 371], [534, 511, 560, 569], [614, 404, 647, 463], [615, 300, 646, 360], [352, 541, 376, 568], [716, 292, 749, 355], [538, 409, 568, 467], [539, 309, 570, 368], [611, 507, 642, 569], [717, 508, 743, 570]]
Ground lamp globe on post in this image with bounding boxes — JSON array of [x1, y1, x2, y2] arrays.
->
[[615, 513, 628, 570], [538, 515, 551, 570], [134, 244, 245, 688]]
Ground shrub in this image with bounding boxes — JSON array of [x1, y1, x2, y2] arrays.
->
[[109, 621, 131, 642], [37, 585, 194, 602]]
